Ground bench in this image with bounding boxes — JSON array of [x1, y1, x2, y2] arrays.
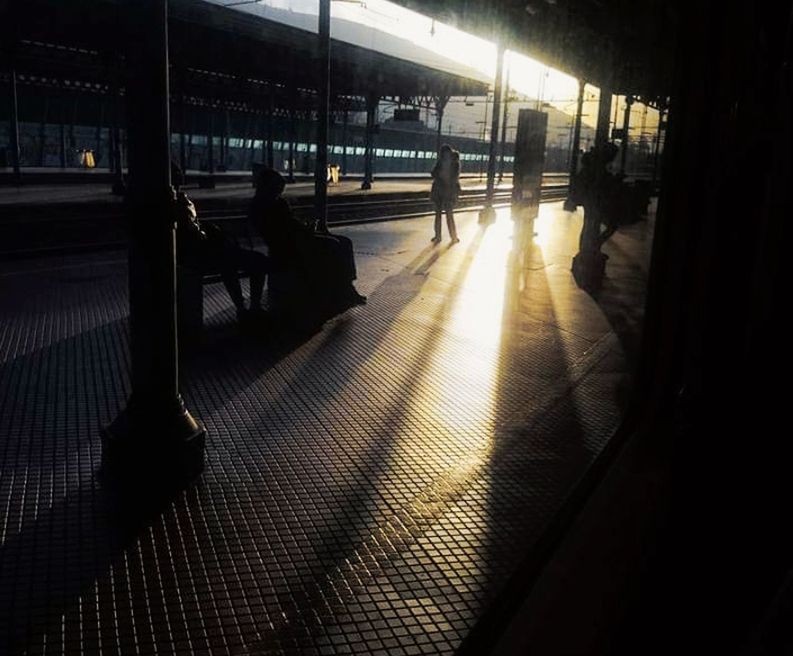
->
[[176, 220, 263, 339]]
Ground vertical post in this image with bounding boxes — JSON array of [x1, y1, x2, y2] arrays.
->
[[202, 106, 215, 188], [95, 98, 104, 165], [287, 86, 296, 183], [434, 95, 449, 155], [59, 121, 67, 168], [9, 69, 21, 184], [38, 97, 49, 167], [103, 0, 204, 484], [620, 94, 633, 175], [266, 83, 274, 169], [315, 0, 331, 232], [111, 73, 125, 195], [498, 56, 510, 183], [179, 93, 187, 176], [485, 43, 505, 206], [435, 103, 444, 154], [652, 106, 666, 190], [341, 107, 348, 175], [361, 92, 377, 190], [564, 77, 586, 211], [595, 83, 613, 148]]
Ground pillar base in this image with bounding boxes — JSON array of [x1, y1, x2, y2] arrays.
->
[[478, 205, 496, 224], [360, 180, 372, 190], [100, 396, 206, 497]]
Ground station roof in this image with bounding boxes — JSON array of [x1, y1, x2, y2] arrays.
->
[[1, 0, 489, 102], [392, 0, 677, 103]]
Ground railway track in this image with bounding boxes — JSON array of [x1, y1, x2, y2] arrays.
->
[[1, 182, 570, 259]]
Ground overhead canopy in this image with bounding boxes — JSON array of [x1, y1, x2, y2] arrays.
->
[[391, 0, 677, 103], [0, 0, 489, 103]]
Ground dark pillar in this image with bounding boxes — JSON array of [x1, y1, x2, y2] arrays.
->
[[361, 92, 378, 190], [564, 77, 586, 211], [435, 101, 446, 155], [266, 83, 274, 169], [620, 94, 634, 175], [287, 87, 296, 183], [652, 107, 666, 190], [497, 61, 510, 183], [95, 98, 104, 166], [434, 95, 450, 155], [341, 108, 348, 175], [179, 94, 187, 177], [38, 97, 49, 168], [8, 69, 21, 183], [486, 44, 505, 201], [111, 77, 125, 195], [315, 0, 331, 231], [595, 83, 613, 148], [59, 122, 67, 168], [102, 0, 204, 486], [201, 107, 215, 188]]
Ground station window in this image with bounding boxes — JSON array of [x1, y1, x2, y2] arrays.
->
[[309, 144, 316, 153], [333, 145, 344, 154], [385, 149, 394, 157], [355, 147, 365, 155], [375, 148, 385, 157], [297, 143, 308, 152], [417, 151, 425, 159]]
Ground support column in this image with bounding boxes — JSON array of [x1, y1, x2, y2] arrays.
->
[[652, 107, 666, 190], [201, 107, 215, 188], [314, 0, 331, 232], [111, 74, 125, 195], [481, 43, 505, 221], [341, 108, 348, 176], [564, 77, 586, 211], [434, 95, 449, 155], [102, 0, 205, 488], [498, 57, 510, 183], [266, 83, 274, 169], [59, 121, 67, 168], [595, 82, 613, 148], [95, 98, 104, 166], [620, 94, 634, 175], [8, 69, 21, 184], [287, 86, 296, 183], [38, 97, 49, 168], [361, 92, 378, 190], [179, 93, 187, 177]]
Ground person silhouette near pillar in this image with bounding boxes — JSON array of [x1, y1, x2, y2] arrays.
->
[[430, 144, 461, 244]]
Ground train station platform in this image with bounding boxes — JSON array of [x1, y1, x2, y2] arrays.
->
[[0, 200, 653, 654]]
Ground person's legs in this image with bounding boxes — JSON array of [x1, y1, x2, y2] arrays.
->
[[233, 247, 270, 310], [446, 203, 459, 242], [433, 208, 442, 242]]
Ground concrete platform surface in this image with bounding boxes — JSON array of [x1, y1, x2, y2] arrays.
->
[[0, 202, 651, 654]]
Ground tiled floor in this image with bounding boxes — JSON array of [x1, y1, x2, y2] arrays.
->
[[0, 201, 653, 654]]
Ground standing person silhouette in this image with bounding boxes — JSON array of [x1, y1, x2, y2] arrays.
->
[[430, 144, 461, 244]]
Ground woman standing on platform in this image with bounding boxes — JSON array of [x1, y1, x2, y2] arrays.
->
[[430, 144, 461, 244]]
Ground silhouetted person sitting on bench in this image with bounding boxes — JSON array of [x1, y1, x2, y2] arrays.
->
[[175, 191, 270, 322], [248, 167, 366, 320]]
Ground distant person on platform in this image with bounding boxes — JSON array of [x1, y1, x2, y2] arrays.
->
[[248, 167, 366, 312], [430, 144, 461, 245], [175, 187, 270, 323]]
